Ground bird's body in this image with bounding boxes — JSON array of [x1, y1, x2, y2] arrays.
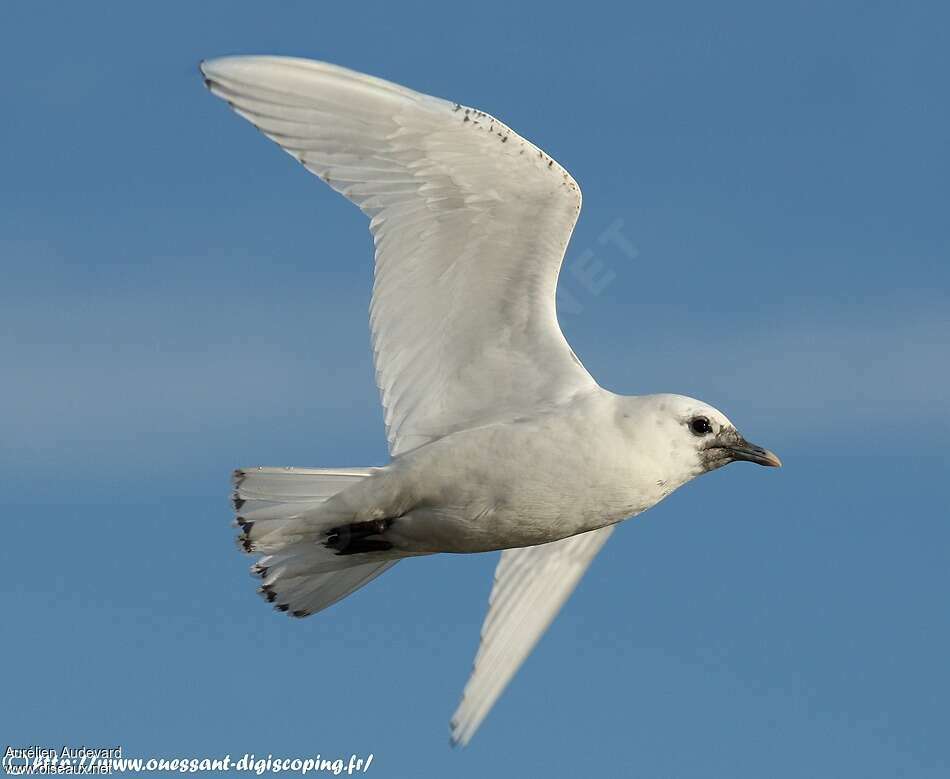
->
[[311, 390, 698, 555], [201, 55, 780, 745]]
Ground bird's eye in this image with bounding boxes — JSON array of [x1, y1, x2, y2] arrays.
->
[[689, 416, 713, 436]]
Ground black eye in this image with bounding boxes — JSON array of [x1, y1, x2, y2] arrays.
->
[[689, 416, 713, 436]]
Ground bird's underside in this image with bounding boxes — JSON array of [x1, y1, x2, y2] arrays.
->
[[203, 54, 629, 746]]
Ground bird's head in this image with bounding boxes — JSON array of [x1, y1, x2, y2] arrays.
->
[[631, 394, 781, 484]]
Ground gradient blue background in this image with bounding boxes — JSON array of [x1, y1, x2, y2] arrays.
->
[[2, 1, 948, 776]]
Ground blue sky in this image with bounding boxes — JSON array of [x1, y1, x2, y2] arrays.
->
[[2, 1, 948, 776]]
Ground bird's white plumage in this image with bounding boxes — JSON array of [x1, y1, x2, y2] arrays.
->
[[201, 57, 625, 745], [201, 56, 596, 456], [450, 526, 614, 746]]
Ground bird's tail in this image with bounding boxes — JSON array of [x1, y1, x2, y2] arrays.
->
[[231, 466, 399, 618]]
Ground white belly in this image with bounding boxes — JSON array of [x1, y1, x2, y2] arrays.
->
[[352, 402, 666, 554]]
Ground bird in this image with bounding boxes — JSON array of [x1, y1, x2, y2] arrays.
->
[[199, 55, 781, 746]]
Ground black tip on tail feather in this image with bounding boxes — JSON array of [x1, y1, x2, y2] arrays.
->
[[234, 517, 255, 553], [257, 581, 313, 619], [258, 583, 277, 603], [231, 470, 246, 510]]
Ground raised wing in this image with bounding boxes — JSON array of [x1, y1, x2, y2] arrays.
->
[[201, 56, 597, 455], [450, 526, 614, 746]]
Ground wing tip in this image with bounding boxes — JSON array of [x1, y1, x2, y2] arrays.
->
[[448, 720, 467, 749]]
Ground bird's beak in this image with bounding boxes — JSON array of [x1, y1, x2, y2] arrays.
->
[[720, 435, 782, 468]]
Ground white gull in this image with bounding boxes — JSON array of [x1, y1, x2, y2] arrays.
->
[[200, 56, 781, 746]]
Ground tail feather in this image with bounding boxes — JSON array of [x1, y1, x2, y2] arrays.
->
[[233, 467, 372, 502], [231, 466, 398, 617], [262, 562, 395, 617], [233, 467, 371, 552]]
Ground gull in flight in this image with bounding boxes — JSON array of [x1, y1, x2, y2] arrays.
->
[[200, 56, 781, 746]]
